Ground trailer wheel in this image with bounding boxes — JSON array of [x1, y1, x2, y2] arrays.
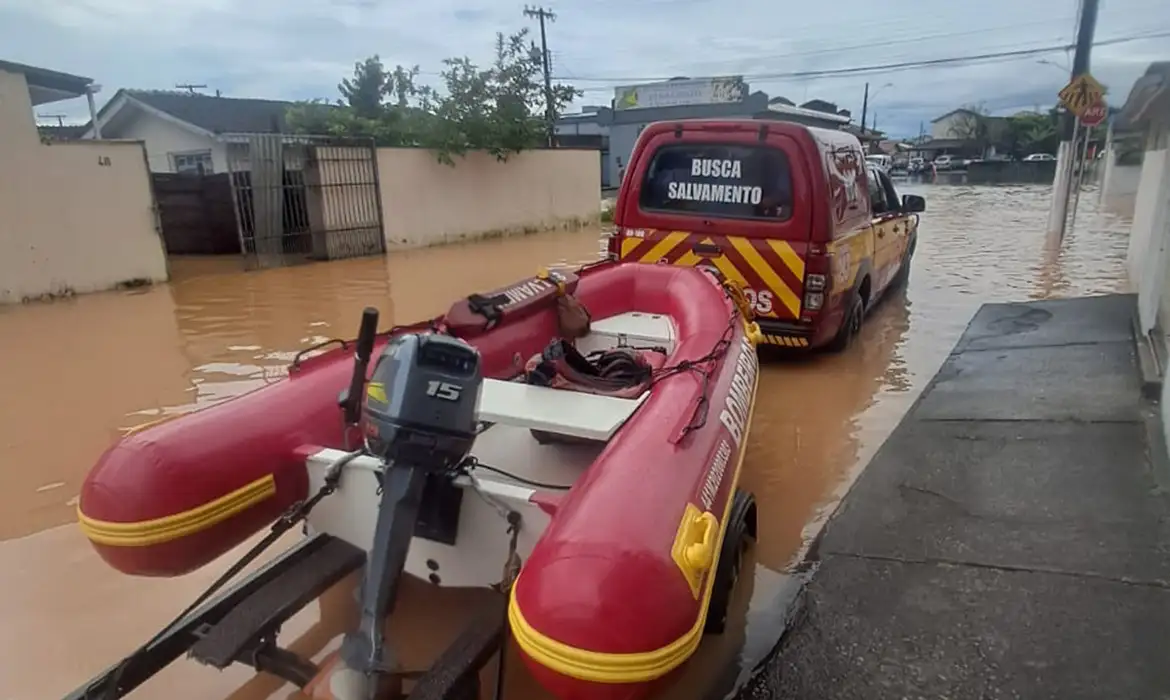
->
[[704, 489, 757, 635]]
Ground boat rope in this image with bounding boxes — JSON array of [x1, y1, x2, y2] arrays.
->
[[493, 511, 522, 700], [92, 449, 365, 700], [649, 307, 739, 437], [289, 319, 446, 371], [459, 456, 573, 491]]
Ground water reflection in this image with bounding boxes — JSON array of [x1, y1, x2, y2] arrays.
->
[[0, 184, 1132, 700]]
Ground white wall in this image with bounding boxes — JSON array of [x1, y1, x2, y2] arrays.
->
[[1130, 148, 1170, 334], [0, 69, 168, 304], [377, 148, 601, 249], [106, 106, 227, 174]]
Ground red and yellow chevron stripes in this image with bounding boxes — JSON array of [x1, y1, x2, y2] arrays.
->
[[618, 231, 806, 319]]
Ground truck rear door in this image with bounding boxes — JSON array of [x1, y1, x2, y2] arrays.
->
[[615, 126, 814, 323]]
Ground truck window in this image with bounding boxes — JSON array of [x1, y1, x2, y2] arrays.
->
[[877, 169, 902, 212], [868, 166, 889, 216], [639, 144, 793, 222]]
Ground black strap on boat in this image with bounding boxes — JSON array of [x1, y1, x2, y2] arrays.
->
[[466, 292, 508, 329], [93, 450, 365, 700]]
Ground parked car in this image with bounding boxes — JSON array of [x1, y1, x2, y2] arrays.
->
[[1023, 153, 1056, 162], [607, 119, 926, 352], [933, 155, 956, 170]]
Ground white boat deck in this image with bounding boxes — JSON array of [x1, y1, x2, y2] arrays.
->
[[474, 311, 676, 443], [305, 311, 681, 588], [476, 380, 647, 442]]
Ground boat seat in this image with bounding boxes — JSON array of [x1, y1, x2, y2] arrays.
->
[[577, 312, 676, 355], [476, 378, 647, 442]]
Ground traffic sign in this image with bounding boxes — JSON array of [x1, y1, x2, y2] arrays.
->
[[1080, 99, 1107, 127], [1058, 73, 1105, 118]]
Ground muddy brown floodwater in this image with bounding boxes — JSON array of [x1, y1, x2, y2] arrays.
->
[[0, 184, 1132, 700]]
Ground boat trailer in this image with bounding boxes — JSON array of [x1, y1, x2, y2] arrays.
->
[[64, 532, 506, 700], [66, 309, 514, 700]]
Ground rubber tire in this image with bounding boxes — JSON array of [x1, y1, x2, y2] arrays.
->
[[889, 241, 915, 290], [704, 489, 757, 635], [825, 293, 864, 354]]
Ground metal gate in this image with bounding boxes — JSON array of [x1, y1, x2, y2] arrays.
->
[[226, 134, 386, 269]]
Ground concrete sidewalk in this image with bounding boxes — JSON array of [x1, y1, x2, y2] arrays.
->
[[739, 294, 1170, 700]]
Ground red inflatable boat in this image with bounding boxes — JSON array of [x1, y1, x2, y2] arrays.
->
[[77, 260, 762, 700]]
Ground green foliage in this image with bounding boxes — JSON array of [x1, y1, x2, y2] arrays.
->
[[285, 29, 582, 165], [1003, 110, 1060, 158]]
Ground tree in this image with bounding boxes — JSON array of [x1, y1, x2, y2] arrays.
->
[[285, 29, 582, 164], [1003, 110, 1061, 158], [339, 56, 391, 119]]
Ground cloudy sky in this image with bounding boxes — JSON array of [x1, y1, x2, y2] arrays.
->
[[3, 0, 1168, 137]]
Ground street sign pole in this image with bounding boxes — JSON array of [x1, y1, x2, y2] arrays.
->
[[1049, 74, 1106, 241], [1047, 0, 1100, 242], [1068, 118, 1093, 237]]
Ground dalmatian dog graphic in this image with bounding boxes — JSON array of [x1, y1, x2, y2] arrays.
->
[[825, 147, 863, 222]]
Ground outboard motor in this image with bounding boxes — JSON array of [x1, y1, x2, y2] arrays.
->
[[331, 322, 483, 700], [362, 333, 482, 468]]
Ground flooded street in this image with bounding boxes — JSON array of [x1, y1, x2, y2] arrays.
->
[[0, 184, 1132, 700]]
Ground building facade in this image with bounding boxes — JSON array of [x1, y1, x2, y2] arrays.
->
[[1119, 62, 1170, 445], [594, 77, 854, 188]]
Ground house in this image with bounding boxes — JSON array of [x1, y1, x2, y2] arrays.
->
[[921, 108, 1010, 159], [83, 89, 295, 174], [1119, 61, 1170, 445]]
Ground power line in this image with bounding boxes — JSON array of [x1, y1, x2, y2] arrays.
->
[[619, 16, 1082, 75], [554, 28, 1170, 84]]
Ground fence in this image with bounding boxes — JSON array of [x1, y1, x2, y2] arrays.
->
[[152, 173, 240, 255], [224, 134, 385, 269]]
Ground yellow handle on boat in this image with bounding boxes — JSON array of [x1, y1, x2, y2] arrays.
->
[[722, 279, 756, 322], [683, 510, 719, 572], [537, 267, 567, 295], [671, 504, 722, 598], [745, 321, 765, 347]]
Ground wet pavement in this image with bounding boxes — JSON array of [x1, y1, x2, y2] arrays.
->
[[739, 294, 1170, 700], [0, 183, 1135, 700]]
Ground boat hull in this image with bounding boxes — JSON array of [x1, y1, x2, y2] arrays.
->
[[508, 266, 760, 699]]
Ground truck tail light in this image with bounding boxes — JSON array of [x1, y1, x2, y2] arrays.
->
[[601, 230, 620, 261], [802, 244, 831, 318]]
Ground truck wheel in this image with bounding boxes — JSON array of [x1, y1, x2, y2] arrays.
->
[[826, 294, 864, 353], [890, 244, 914, 290], [705, 489, 757, 635]]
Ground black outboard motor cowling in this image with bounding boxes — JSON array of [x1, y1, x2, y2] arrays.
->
[[362, 333, 482, 470]]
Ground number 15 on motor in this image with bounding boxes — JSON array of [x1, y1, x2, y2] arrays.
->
[[426, 381, 463, 401]]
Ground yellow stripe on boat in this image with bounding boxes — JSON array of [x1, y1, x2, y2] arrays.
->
[[77, 474, 277, 547], [507, 351, 760, 684]]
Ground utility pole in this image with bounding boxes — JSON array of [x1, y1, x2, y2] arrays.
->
[[1047, 0, 1100, 239], [175, 83, 207, 94], [860, 82, 869, 135], [523, 5, 557, 147]]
